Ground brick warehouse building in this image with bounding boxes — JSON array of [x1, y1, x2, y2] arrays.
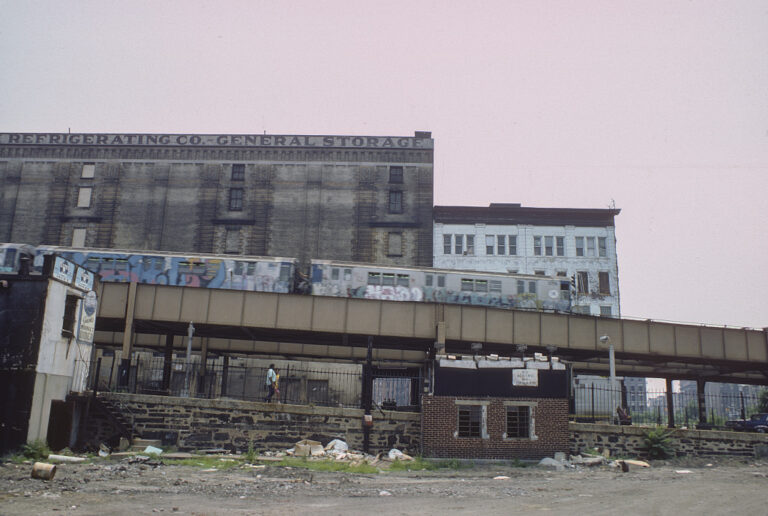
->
[[0, 132, 434, 267]]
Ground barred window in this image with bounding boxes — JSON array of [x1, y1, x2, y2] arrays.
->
[[231, 164, 245, 181], [388, 190, 403, 213], [389, 166, 403, 183], [457, 405, 482, 438], [229, 188, 243, 211], [506, 405, 532, 438]]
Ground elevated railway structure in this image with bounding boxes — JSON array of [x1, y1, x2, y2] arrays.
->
[[94, 282, 768, 385]]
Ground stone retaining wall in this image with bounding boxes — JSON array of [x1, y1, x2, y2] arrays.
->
[[570, 422, 768, 458], [97, 393, 420, 454]]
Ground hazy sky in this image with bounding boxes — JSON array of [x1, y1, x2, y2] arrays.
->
[[1, 1, 766, 328]]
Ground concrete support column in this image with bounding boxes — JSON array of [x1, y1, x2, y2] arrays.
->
[[162, 334, 174, 393], [697, 379, 708, 425], [665, 378, 675, 428], [118, 281, 138, 390]]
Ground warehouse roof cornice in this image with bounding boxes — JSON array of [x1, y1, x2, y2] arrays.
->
[[434, 204, 620, 226]]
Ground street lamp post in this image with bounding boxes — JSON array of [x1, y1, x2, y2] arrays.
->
[[600, 335, 617, 423]]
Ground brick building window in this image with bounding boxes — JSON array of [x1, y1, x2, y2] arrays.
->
[[81, 163, 95, 178], [387, 232, 403, 256], [598, 271, 610, 294], [77, 187, 92, 208], [72, 228, 86, 247], [388, 190, 403, 213], [454, 401, 488, 438], [504, 402, 537, 440], [229, 188, 243, 211], [389, 166, 403, 183], [231, 164, 245, 181]]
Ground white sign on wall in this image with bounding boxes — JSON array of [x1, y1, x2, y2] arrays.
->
[[512, 368, 539, 387]]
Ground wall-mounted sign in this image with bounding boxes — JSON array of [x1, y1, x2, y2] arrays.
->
[[77, 291, 98, 344], [74, 266, 95, 291], [512, 368, 539, 387], [52, 256, 75, 284]]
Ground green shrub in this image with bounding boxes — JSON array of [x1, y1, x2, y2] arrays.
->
[[21, 440, 52, 461], [758, 389, 768, 413], [244, 440, 256, 463], [642, 427, 675, 459]]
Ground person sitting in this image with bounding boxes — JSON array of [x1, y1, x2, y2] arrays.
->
[[617, 405, 632, 425]]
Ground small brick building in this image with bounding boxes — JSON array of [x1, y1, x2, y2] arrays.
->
[[422, 357, 570, 460]]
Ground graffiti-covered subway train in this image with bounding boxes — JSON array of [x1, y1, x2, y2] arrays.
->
[[0, 244, 571, 311]]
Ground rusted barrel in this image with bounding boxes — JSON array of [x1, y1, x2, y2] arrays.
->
[[31, 462, 57, 480]]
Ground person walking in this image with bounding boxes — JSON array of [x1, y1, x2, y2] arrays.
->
[[264, 364, 277, 402]]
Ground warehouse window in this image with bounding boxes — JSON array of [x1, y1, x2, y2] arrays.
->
[[367, 272, 381, 285], [486, 235, 495, 255], [387, 232, 403, 257], [454, 235, 463, 255], [455, 401, 489, 439], [556, 236, 565, 256], [443, 234, 452, 254], [497, 235, 505, 255], [225, 228, 240, 254], [437, 275, 445, 287], [465, 235, 474, 255], [600, 306, 613, 317], [533, 236, 542, 255], [81, 163, 95, 178], [229, 188, 243, 211], [587, 237, 596, 257], [72, 228, 86, 247], [77, 187, 92, 208], [388, 190, 403, 213], [389, 166, 403, 184], [231, 164, 245, 181], [504, 402, 537, 440], [545, 236, 554, 256], [598, 237, 607, 257]]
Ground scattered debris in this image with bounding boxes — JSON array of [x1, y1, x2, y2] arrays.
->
[[387, 449, 413, 461], [144, 446, 163, 455], [623, 459, 650, 468], [379, 490, 392, 496], [493, 475, 510, 480], [537, 457, 565, 471], [675, 470, 692, 474], [47, 454, 86, 463], [293, 440, 324, 457], [31, 462, 57, 480]]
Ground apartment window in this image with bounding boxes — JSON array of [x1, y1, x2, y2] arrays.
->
[[231, 164, 245, 181], [598, 237, 607, 257], [598, 271, 610, 295], [389, 166, 403, 183], [587, 237, 596, 257], [225, 227, 240, 253], [437, 275, 446, 287], [533, 236, 542, 255], [382, 273, 395, 286], [387, 232, 403, 256], [545, 236, 554, 256], [577, 271, 589, 294], [556, 236, 565, 256], [367, 272, 381, 285], [229, 188, 243, 211], [388, 190, 403, 213], [504, 403, 536, 440], [461, 278, 474, 291], [76, 187, 92, 208], [81, 163, 95, 178], [455, 401, 488, 439], [575, 237, 584, 256], [396, 274, 409, 287], [534, 270, 546, 276], [426, 274, 433, 287], [486, 235, 494, 255], [600, 305, 613, 317], [489, 280, 502, 292], [517, 280, 525, 294], [466, 235, 474, 255], [497, 235, 505, 255], [443, 234, 452, 254], [344, 268, 352, 281], [454, 235, 463, 255], [528, 281, 536, 293], [508, 235, 517, 255], [331, 268, 340, 280], [72, 228, 86, 247], [556, 270, 567, 277], [475, 280, 488, 292]]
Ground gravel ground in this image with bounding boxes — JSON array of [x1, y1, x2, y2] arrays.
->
[[1, 456, 767, 515]]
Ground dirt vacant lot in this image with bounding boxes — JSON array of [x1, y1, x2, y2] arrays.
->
[[1, 457, 767, 516]]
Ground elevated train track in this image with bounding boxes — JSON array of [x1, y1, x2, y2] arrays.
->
[[94, 282, 768, 385]]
